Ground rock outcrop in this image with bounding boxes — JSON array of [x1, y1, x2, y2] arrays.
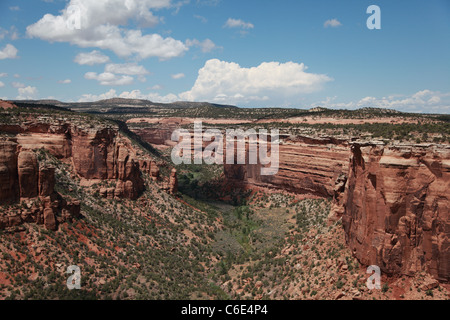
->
[[169, 168, 178, 194], [334, 143, 449, 282], [139, 160, 160, 181], [0, 148, 80, 231], [1, 122, 147, 201], [0, 138, 19, 204], [131, 127, 175, 146], [0, 118, 161, 229], [219, 133, 449, 282], [224, 136, 350, 197], [18, 150, 39, 198]]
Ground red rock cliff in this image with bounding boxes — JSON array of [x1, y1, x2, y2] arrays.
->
[[224, 136, 350, 197], [0, 146, 80, 231], [335, 143, 449, 282], [1, 122, 146, 201], [0, 138, 19, 203]]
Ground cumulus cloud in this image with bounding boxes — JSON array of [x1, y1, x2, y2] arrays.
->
[[26, 0, 188, 60], [324, 19, 342, 28], [0, 26, 19, 40], [119, 89, 178, 103], [171, 73, 185, 79], [150, 84, 163, 90], [186, 38, 220, 53], [17, 86, 38, 100], [58, 79, 72, 84], [194, 15, 208, 23], [179, 59, 332, 105], [315, 90, 450, 114], [224, 18, 254, 29], [0, 44, 18, 60], [78, 89, 117, 102], [105, 63, 149, 75], [78, 88, 178, 103], [74, 50, 110, 65], [0, 81, 4, 88], [196, 0, 221, 6], [0, 73, 7, 78], [84, 72, 134, 86], [11, 82, 25, 88]]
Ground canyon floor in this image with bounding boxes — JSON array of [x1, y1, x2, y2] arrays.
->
[[0, 99, 448, 300]]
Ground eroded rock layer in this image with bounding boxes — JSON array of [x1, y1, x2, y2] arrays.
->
[[0, 120, 158, 229], [335, 143, 449, 282], [218, 133, 449, 281], [224, 136, 350, 198], [0, 122, 146, 202], [0, 146, 80, 231]]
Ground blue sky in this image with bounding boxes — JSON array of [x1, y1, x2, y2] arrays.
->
[[0, 0, 449, 113]]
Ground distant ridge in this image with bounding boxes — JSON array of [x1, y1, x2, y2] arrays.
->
[[12, 98, 238, 111]]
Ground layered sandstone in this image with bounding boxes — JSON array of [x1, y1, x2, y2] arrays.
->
[[0, 138, 19, 203], [0, 117, 164, 229], [1, 122, 147, 201], [169, 168, 178, 194], [0, 147, 80, 230], [224, 136, 350, 198], [18, 150, 39, 198], [334, 143, 449, 282], [131, 127, 175, 146], [71, 127, 144, 199], [218, 133, 449, 281]]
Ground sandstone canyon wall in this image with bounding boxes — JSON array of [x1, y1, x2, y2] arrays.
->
[[334, 143, 449, 282], [216, 133, 449, 282], [0, 137, 80, 230], [0, 120, 158, 230], [224, 136, 350, 198]]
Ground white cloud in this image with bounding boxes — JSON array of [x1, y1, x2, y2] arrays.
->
[[11, 82, 25, 88], [0, 73, 7, 78], [179, 59, 332, 105], [150, 84, 163, 90], [74, 50, 110, 65], [224, 18, 254, 29], [13, 74, 20, 78], [0, 81, 4, 88], [324, 19, 342, 28], [119, 89, 178, 103], [196, 0, 221, 6], [17, 86, 38, 100], [105, 63, 149, 75], [84, 72, 134, 86], [26, 0, 188, 60], [58, 79, 72, 84], [186, 38, 220, 53], [78, 89, 117, 102], [0, 44, 18, 60], [9, 26, 19, 40], [315, 90, 450, 114], [9, 6, 20, 11], [194, 15, 208, 23], [0, 26, 19, 40], [171, 73, 185, 79], [83, 63, 149, 86], [77, 88, 178, 103]]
